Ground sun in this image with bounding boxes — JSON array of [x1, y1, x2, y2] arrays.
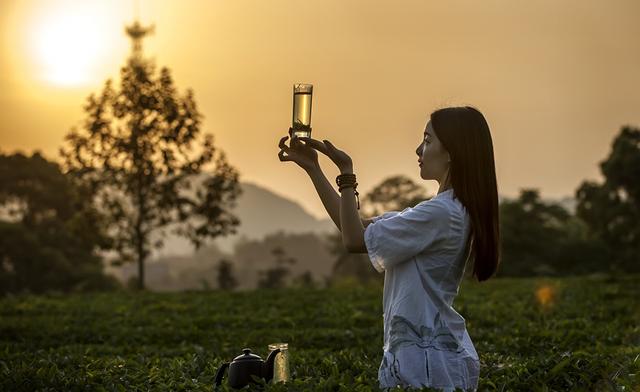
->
[[28, 2, 117, 87]]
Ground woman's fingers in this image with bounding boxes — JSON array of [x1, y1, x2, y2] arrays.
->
[[297, 136, 318, 144], [278, 135, 289, 150], [278, 149, 292, 162], [278, 135, 293, 161], [291, 137, 303, 148], [297, 137, 330, 154], [300, 137, 333, 151], [288, 128, 304, 146]]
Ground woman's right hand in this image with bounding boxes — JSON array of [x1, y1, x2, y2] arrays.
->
[[278, 128, 320, 172]]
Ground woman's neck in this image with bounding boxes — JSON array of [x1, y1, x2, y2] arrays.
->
[[437, 175, 452, 194], [437, 185, 452, 195], [437, 167, 452, 195]]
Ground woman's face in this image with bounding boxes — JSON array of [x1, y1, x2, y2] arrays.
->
[[416, 121, 451, 182]]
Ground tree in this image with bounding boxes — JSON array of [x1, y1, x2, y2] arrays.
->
[[360, 175, 430, 216], [257, 246, 297, 289], [499, 189, 571, 276], [292, 270, 315, 288], [575, 126, 640, 272], [499, 189, 609, 276], [0, 152, 117, 294], [216, 258, 238, 291], [60, 56, 241, 290], [231, 231, 333, 289]]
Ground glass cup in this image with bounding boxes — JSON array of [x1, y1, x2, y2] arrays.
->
[[292, 83, 313, 138], [268, 342, 290, 383]]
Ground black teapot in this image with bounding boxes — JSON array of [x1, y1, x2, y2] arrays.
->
[[214, 348, 280, 389]]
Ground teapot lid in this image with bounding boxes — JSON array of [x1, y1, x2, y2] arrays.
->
[[233, 348, 262, 362]]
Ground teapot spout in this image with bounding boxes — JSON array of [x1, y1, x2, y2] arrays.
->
[[263, 348, 281, 382]]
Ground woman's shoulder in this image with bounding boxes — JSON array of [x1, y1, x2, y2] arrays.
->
[[411, 197, 452, 223], [377, 192, 461, 223], [414, 193, 467, 222]]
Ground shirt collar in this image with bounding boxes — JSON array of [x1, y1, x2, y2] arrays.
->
[[434, 188, 454, 200]]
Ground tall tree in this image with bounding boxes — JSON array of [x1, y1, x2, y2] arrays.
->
[[60, 56, 241, 290], [576, 126, 640, 272]]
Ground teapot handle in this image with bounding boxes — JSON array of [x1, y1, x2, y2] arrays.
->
[[214, 362, 230, 387], [264, 348, 281, 382]]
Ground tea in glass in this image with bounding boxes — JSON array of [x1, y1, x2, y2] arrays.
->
[[292, 84, 313, 138]]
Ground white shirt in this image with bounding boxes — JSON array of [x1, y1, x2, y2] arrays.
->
[[364, 188, 480, 391]]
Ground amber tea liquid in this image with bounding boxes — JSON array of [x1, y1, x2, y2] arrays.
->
[[292, 84, 312, 138]]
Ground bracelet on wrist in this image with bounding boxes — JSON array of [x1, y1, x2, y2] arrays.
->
[[336, 174, 360, 210]]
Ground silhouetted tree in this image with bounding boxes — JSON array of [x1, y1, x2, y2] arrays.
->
[[575, 126, 640, 272], [0, 152, 117, 294], [292, 270, 315, 288], [361, 175, 430, 216], [60, 55, 241, 290], [499, 189, 568, 276], [217, 258, 238, 291], [257, 246, 297, 289], [232, 232, 332, 289], [499, 189, 609, 276]]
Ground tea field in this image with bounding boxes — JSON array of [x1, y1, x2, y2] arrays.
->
[[1, 274, 638, 391]]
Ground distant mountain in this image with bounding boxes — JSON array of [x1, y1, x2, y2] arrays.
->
[[144, 182, 579, 259], [111, 181, 338, 290], [152, 181, 336, 257]]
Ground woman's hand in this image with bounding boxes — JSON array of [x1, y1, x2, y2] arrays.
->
[[297, 137, 353, 173], [278, 128, 321, 173]]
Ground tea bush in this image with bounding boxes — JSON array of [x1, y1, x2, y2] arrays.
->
[[1, 274, 638, 391]]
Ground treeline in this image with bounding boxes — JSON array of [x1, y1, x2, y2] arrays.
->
[[0, 153, 119, 293], [1, 126, 638, 293], [497, 126, 639, 277]]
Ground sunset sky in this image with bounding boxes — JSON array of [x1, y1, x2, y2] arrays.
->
[[1, 0, 639, 219]]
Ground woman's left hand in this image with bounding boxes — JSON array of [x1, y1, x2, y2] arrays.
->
[[297, 137, 353, 173]]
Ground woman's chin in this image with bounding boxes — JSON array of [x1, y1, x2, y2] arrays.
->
[[420, 172, 434, 181]]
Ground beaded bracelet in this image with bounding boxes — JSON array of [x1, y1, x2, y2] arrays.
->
[[336, 173, 360, 210]]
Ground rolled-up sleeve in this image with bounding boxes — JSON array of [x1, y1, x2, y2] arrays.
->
[[364, 200, 450, 273]]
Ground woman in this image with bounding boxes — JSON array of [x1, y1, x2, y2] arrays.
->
[[277, 106, 500, 391]]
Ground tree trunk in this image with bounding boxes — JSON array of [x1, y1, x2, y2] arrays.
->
[[135, 194, 146, 290], [136, 232, 145, 290], [133, 126, 146, 291]]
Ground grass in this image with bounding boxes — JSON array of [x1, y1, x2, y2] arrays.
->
[[1, 274, 638, 391]]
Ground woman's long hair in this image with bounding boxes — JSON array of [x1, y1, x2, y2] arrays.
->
[[431, 106, 500, 282]]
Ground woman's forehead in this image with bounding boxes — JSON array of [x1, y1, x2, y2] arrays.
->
[[424, 121, 433, 135]]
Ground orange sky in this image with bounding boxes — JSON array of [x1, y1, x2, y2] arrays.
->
[[1, 0, 639, 219]]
